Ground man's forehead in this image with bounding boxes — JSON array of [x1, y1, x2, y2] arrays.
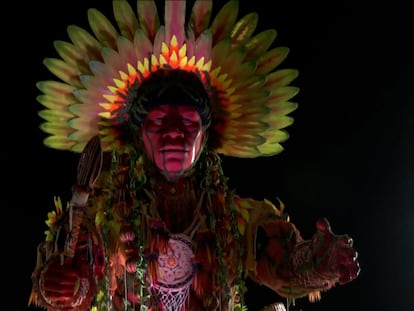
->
[[147, 104, 200, 116]]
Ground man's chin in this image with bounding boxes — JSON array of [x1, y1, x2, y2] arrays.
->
[[157, 161, 193, 181]]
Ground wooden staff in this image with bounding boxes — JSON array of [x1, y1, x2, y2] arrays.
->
[[64, 135, 103, 259]]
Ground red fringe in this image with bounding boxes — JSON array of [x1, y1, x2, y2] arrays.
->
[[149, 219, 170, 255], [191, 258, 204, 297], [194, 231, 216, 270], [211, 191, 226, 217], [144, 248, 159, 285]]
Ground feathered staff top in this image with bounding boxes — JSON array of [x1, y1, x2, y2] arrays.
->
[[37, 0, 299, 157]]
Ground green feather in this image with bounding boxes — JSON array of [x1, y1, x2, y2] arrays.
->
[[137, 0, 160, 41], [133, 28, 154, 60], [230, 12, 258, 47], [256, 47, 290, 75], [67, 122, 97, 139], [37, 95, 73, 110], [67, 25, 102, 62], [43, 136, 76, 151], [264, 69, 299, 89], [228, 120, 268, 132], [221, 143, 261, 158], [211, 38, 231, 67], [113, 0, 139, 40], [224, 133, 266, 146], [68, 104, 101, 117], [188, 0, 212, 37], [257, 143, 284, 156], [88, 8, 119, 49], [265, 115, 295, 130], [261, 129, 290, 143], [39, 123, 73, 136], [267, 86, 300, 105], [245, 29, 277, 60], [210, 0, 239, 43], [219, 47, 246, 77], [38, 108, 74, 122], [43, 58, 82, 87], [117, 36, 136, 66], [268, 101, 299, 116], [36, 81, 75, 98], [53, 41, 86, 70]]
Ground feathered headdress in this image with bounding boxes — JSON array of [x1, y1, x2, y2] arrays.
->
[[37, 0, 299, 157]]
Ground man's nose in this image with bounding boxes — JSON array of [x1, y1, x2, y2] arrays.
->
[[162, 127, 184, 138]]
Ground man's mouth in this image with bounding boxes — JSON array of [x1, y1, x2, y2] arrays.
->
[[161, 145, 188, 152]]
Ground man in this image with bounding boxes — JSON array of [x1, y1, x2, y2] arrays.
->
[[29, 1, 360, 310]]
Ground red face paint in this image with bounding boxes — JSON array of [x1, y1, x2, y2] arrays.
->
[[142, 105, 204, 181]]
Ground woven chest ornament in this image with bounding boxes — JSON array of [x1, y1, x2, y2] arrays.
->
[[153, 234, 194, 310]]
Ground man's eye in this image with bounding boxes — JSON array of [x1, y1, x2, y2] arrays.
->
[[182, 119, 193, 126], [152, 118, 163, 126]]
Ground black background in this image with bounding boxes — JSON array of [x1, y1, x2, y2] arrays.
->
[[5, 1, 413, 310]]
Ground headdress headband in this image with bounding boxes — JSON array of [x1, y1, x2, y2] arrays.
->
[[123, 69, 212, 128], [38, 0, 299, 157]]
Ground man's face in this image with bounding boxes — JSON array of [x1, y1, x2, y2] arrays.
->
[[141, 104, 205, 181]]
